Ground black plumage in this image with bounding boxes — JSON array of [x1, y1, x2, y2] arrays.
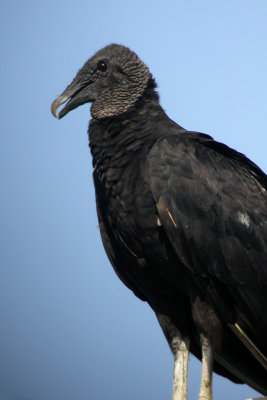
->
[[52, 44, 267, 399]]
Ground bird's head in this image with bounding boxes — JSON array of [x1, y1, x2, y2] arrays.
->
[[51, 44, 151, 120]]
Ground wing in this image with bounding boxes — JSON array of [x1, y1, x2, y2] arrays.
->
[[145, 133, 267, 365]]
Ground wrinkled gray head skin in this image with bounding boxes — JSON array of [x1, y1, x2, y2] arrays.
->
[[51, 44, 151, 119]]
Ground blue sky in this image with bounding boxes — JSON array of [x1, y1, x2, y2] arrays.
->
[[0, 1, 266, 399]]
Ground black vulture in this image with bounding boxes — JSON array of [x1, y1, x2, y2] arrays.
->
[[51, 44, 267, 400]]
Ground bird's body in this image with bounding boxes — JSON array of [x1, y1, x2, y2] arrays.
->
[[52, 44, 267, 399]]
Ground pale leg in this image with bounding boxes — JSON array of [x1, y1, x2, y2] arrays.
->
[[172, 337, 190, 400], [199, 334, 213, 400]]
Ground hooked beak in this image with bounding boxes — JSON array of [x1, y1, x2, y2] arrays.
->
[[51, 79, 93, 119], [51, 94, 70, 119]]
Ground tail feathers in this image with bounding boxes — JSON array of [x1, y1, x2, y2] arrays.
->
[[218, 323, 267, 395], [229, 323, 267, 371]]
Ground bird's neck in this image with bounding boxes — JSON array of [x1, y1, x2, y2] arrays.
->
[[88, 84, 178, 179]]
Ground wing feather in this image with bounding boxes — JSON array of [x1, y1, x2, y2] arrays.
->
[[146, 134, 267, 361]]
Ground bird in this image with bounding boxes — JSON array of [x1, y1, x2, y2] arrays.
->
[[51, 44, 267, 400]]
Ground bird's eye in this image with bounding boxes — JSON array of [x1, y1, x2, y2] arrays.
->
[[97, 60, 108, 72]]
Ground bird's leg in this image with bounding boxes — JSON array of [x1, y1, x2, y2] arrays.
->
[[198, 333, 213, 400], [172, 336, 190, 400]]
